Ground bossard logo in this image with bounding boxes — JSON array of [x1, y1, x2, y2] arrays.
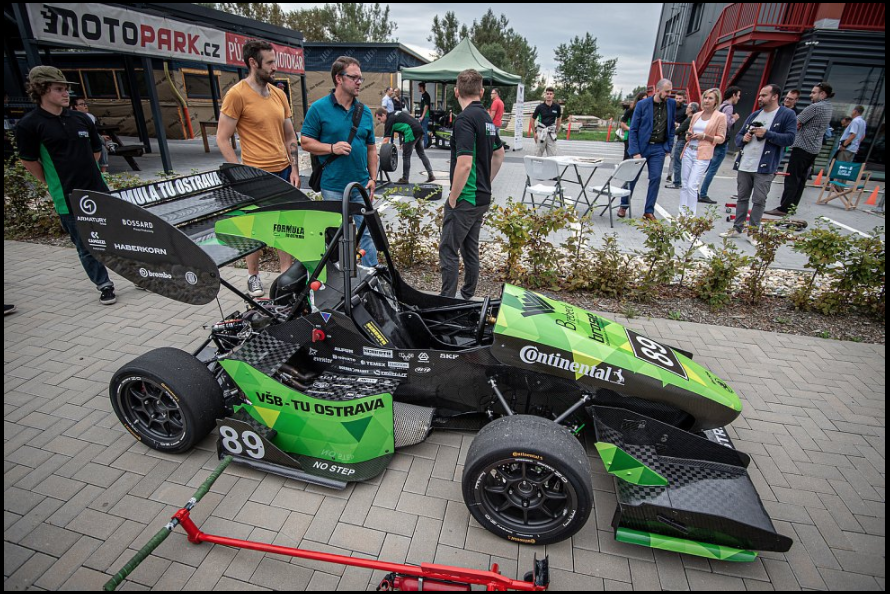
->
[[122, 218, 153, 231], [185, 271, 198, 285], [273, 224, 305, 239], [519, 345, 625, 385], [417, 352, 430, 362], [519, 291, 555, 317], [363, 347, 393, 358]]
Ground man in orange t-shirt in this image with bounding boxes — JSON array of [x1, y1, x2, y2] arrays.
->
[[217, 39, 300, 297]]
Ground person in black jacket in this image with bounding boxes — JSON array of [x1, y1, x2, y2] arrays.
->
[[374, 107, 435, 184]]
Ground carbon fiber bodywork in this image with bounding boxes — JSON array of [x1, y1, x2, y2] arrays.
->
[[592, 406, 793, 553]]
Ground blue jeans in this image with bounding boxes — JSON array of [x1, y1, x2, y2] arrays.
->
[[59, 213, 113, 290], [321, 187, 378, 267], [638, 144, 667, 214], [274, 165, 293, 181], [698, 141, 727, 199], [671, 138, 686, 186], [421, 116, 430, 149]]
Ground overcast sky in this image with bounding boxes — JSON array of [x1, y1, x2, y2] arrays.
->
[[280, 3, 664, 96]]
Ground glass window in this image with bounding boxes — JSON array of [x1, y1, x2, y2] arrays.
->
[[825, 64, 885, 166], [82, 70, 118, 99], [183, 72, 217, 100], [687, 4, 704, 35], [61, 70, 83, 88], [117, 70, 150, 99]]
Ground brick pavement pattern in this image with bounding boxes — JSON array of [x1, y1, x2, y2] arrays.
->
[[4, 240, 885, 590]]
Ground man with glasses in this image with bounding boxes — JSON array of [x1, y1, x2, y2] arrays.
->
[[16, 66, 117, 305], [70, 97, 108, 172], [217, 39, 301, 297], [301, 56, 379, 266]]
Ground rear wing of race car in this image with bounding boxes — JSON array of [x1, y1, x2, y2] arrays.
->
[[70, 164, 319, 304]]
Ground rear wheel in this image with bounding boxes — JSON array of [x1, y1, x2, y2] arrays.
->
[[110, 347, 224, 453], [462, 415, 592, 545]]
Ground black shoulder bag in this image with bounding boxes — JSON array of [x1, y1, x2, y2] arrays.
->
[[309, 100, 364, 192]]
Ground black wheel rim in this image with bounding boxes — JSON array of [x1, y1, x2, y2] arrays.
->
[[118, 377, 186, 442], [476, 458, 578, 535]]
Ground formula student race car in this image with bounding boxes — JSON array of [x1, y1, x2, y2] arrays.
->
[[72, 165, 792, 560]]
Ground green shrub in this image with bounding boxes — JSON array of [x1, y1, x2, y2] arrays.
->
[[695, 239, 750, 309]]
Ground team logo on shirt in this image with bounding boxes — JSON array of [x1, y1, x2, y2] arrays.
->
[[486, 122, 497, 136]]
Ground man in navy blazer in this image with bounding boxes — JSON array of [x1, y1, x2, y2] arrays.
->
[[626, 79, 676, 220]]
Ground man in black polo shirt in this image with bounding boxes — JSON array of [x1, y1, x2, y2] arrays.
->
[[374, 107, 435, 184], [439, 69, 505, 300], [16, 66, 116, 305], [532, 87, 562, 156]]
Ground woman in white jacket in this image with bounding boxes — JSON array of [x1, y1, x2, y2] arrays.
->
[[679, 88, 727, 216]]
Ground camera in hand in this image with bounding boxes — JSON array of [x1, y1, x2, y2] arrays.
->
[[748, 121, 764, 140]]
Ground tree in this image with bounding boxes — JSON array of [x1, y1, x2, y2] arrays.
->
[[211, 3, 396, 42], [553, 33, 618, 118], [428, 12, 467, 58], [427, 10, 541, 114]]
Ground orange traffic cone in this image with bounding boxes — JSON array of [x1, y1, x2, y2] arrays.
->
[[812, 169, 823, 186], [866, 186, 880, 206]]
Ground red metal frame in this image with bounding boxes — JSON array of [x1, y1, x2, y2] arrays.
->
[[173, 509, 546, 591]]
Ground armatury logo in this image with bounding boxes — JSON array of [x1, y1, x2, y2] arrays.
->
[[519, 345, 624, 385]]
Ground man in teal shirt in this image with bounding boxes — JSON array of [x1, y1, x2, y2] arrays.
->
[[301, 56, 378, 266]]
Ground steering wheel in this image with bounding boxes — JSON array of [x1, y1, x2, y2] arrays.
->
[[475, 297, 491, 344]]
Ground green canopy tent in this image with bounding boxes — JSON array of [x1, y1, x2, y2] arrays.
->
[[400, 38, 521, 86], [400, 38, 521, 147]]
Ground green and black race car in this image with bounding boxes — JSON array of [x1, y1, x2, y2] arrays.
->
[[72, 164, 792, 561]]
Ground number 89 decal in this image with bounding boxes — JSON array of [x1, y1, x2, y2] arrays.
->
[[219, 425, 266, 459], [625, 329, 688, 380]]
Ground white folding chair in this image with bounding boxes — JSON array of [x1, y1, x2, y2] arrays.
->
[[588, 158, 647, 227], [521, 156, 565, 209]]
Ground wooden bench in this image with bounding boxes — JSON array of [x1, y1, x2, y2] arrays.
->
[[97, 125, 144, 171], [200, 120, 237, 153]]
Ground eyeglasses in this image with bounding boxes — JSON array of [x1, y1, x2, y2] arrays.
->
[[341, 73, 364, 83]]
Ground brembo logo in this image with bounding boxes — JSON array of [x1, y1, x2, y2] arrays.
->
[[519, 345, 625, 385]]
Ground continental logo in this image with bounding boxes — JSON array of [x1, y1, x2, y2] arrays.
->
[[273, 224, 304, 239], [519, 345, 625, 385], [519, 291, 555, 317], [507, 536, 537, 544], [512, 451, 543, 460]]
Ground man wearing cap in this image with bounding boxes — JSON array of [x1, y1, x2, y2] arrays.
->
[[15, 66, 117, 305]]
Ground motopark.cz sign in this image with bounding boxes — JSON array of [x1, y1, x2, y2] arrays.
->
[[27, 3, 304, 74]]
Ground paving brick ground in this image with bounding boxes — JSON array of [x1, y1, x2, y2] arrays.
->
[[3, 238, 884, 591]]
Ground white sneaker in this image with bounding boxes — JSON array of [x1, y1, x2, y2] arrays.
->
[[720, 228, 742, 238], [747, 232, 759, 247], [247, 274, 265, 297]]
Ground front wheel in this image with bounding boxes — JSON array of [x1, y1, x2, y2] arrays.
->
[[110, 347, 224, 453], [462, 415, 592, 545]]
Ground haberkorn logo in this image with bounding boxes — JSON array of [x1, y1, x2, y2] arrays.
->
[[519, 345, 625, 385], [113, 243, 168, 255]]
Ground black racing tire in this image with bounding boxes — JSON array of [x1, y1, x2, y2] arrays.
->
[[379, 142, 398, 172], [462, 415, 592, 545], [110, 347, 224, 454]]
